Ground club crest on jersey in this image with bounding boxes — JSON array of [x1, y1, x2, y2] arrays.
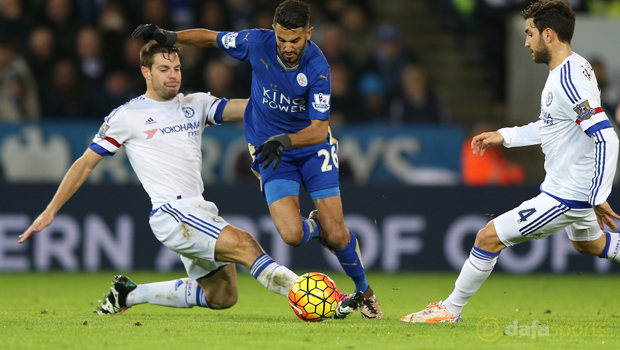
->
[[546, 92, 553, 107], [312, 93, 330, 113], [97, 123, 110, 138], [573, 100, 595, 121], [296, 73, 308, 87], [182, 107, 195, 118], [222, 32, 238, 49]]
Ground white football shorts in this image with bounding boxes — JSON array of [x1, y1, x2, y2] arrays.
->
[[494, 192, 603, 247], [149, 196, 230, 280]]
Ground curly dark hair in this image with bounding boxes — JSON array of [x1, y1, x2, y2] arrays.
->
[[273, 0, 310, 29], [139, 40, 182, 69], [522, 0, 575, 44]]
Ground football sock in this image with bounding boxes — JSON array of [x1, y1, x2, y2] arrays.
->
[[334, 231, 369, 293], [443, 246, 500, 316], [126, 278, 210, 308], [299, 218, 320, 245], [250, 253, 299, 296], [600, 232, 620, 262]]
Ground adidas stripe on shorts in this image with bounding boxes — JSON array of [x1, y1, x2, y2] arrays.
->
[[494, 192, 603, 247], [149, 197, 230, 280]]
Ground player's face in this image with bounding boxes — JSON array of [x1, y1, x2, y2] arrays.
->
[[524, 19, 551, 65], [273, 23, 313, 66], [144, 52, 181, 101]]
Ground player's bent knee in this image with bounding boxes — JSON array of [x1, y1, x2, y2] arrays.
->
[[209, 292, 238, 310], [233, 229, 263, 255], [474, 222, 504, 253], [216, 226, 263, 264]]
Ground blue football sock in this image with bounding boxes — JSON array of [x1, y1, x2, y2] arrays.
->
[[334, 231, 369, 293], [299, 218, 320, 245]]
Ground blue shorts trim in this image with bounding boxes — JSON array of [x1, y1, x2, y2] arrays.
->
[[264, 179, 300, 205], [540, 189, 591, 209], [310, 187, 340, 200]]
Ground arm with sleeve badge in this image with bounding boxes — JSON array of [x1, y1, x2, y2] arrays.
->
[[497, 120, 542, 148], [215, 30, 253, 61], [569, 86, 619, 205]]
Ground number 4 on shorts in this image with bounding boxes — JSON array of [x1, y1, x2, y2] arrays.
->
[[518, 208, 536, 222]]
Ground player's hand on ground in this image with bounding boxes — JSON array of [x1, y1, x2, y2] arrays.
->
[[131, 24, 177, 45], [253, 134, 292, 170], [19, 212, 54, 243], [593, 202, 620, 230], [471, 131, 504, 157]]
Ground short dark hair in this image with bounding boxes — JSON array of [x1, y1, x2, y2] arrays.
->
[[139, 40, 181, 69], [522, 0, 575, 44], [273, 0, 310, 30]]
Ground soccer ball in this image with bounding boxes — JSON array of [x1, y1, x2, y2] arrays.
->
[[288, 272, 339, 322]]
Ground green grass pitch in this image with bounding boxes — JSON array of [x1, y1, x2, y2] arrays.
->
[[1, 271, 619, 349]]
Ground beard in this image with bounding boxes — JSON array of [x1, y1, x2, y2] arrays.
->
[[532, 39, 551, 65], [279, 48, 299, 64], [154, 83, 179, 100]]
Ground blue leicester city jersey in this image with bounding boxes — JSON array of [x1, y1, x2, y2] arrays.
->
[[216, 29, 331, 146]]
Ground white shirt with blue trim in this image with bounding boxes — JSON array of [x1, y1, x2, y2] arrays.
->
[[499, 53, 619, 207], [89, 93, 228, 208]]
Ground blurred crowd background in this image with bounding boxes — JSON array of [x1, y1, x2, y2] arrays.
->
[[0, 0, 443, 126], [1, 0, 620, 185]]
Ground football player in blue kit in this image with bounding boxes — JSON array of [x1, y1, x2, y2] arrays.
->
[[132, 0, 382, 318]]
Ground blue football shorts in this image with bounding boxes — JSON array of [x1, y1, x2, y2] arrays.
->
[[249, 134, 340, 205]]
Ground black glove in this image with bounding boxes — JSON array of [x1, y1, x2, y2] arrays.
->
[[253, 134, 292, 170], [131, 24, 178, 45]]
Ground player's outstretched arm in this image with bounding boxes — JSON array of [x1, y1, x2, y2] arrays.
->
[[132, 24, 219, 48], [471, 131, 504, 157], [175, 29, 220, 48], [593, 202, 620, 231], [19, 149, 103, 243], [221, 99, 248, 122]]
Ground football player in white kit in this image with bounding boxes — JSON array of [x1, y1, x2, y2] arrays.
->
[[18, 41, 362, 318], [402, 0, 620, 323]]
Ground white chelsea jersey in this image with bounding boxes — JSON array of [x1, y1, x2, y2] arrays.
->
[[499, 53, 619, 207], [89, 93, 227, 209]]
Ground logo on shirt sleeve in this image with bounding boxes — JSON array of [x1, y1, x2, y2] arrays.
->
[[222, 32, 238, 49], [97, 123, 110, 138], [312, 93, 330, 113], [573, 100, 595, 122]]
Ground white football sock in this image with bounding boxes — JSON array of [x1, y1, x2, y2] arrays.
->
[[126, 278, 209, 308], [250, 254, 299, 296], [600, 232, 620, 262], [443, 246, 500, 316]]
